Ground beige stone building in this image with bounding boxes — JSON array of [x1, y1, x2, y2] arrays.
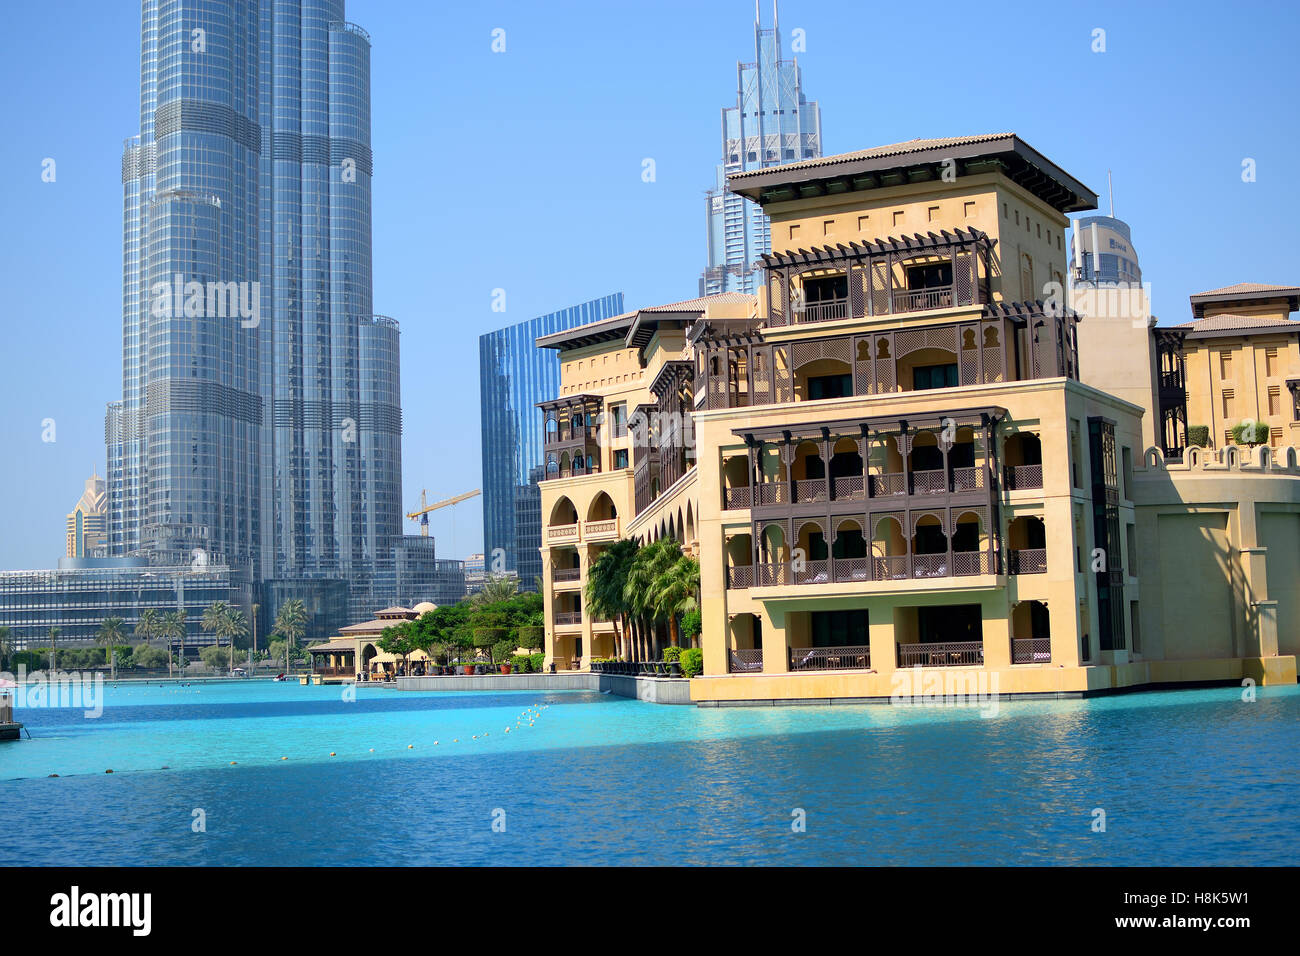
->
[[1174, 283, 1300, 450], [536, 134, 1300, 701]]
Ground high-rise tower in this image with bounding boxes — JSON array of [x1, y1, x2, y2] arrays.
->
[[109, 1, 406, 631], [700, 1, 822, 296]]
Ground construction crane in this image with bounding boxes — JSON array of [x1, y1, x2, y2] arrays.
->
[[406, 488, 481, 536]]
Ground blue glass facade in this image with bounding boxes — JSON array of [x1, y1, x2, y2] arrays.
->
[[1071, 215, 1143, 287], [110, 1, 411, 632], [700, 3, 821, 296], [479, 295, 625, 586]]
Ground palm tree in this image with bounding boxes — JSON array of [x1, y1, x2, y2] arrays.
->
[[134, 608, 161, 647], [223, 608, 249, 675], [47, 626, 60, 672], [97, 617, 127, 679], [625, 538, 682, 657], [250, 602, 260, 671], [585, 538, 639, 659], [161, 610, 187, 678], [472, 574, 519, 605], [273, 599, 309, 672], [653, 554, 701, 649]]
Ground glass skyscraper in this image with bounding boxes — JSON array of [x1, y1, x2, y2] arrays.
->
[[479, 295, 625, 587], [108, 1, 410, 634], [700, 2, 822, 296]]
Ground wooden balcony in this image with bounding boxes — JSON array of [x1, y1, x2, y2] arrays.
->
[[552, 567, 581, 587], [554, 610, 583, 627], [731, 551, 997, 589]]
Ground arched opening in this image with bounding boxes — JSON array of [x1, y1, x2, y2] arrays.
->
[[912, 513, 948, 578], [548, 496, 578, 527], [832, 519, 869, 582], [792, 440, 824, 480], [899, 346, 958, 392], [725, 533, 753, 588], [794, 520, 830, 584], [759, 523, 789, 583], [1004, 432, 1043, 489], [872, 516, 907, 580], [909, 431, 946, 494], [558, 451, 571, 478], [1008, 515, 1047, 574], [952, 511, 987, 575], [795, 357, 853, 401], [684, 501, 695, 548], [587, 491, 617, 522], [727, 612, 763, 672], [722, 453, 751, 508], [1011, 600, 1052, 662], [868, 433, 905, 497]]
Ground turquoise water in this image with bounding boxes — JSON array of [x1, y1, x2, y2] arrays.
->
[[1, 679, 1297, 865]]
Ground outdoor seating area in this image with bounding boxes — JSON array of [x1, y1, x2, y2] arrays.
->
[[590, 660, 685, 677]]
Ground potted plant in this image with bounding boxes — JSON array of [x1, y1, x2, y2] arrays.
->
[[663, 646, 683, 677]]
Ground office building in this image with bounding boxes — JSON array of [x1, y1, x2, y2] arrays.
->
[[65, 472, 107, 559], [479, 294, 624, 586]]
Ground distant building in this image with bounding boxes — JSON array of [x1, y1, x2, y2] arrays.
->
[[479, 295, 625, 586], [0, 557, 239, 653], [65, 471, 107, 559], [700, 1, 822, 296], [1071, 215, 1142, 286], [464, 554, 486, 595]]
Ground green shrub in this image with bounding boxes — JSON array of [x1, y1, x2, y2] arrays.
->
[[662, 646, 682, 663], [529, 652, 546, 673], [679, 648, 704, 678], [510, 654, 531, 673], [517, 625, 544, 651], [473, 626, 508, 649], [491, 639, 516, 663], [681, 608, 702, 643], [1230, 421, 1269, 446], [1187, 425, 1210, 448]]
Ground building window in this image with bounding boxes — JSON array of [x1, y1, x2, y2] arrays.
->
[[1130, 601, 1141, 654], [1222, 388, 1234, 419], [893, 210, 905, 227], [927, 205, 940, 222], [1070, 421, 1082, 489], [857, 215, 870, 231], [1219, 351, 1232, 379], [913, 363, 958, 391], [1266, 348, 1278, 377], [823, 219, 835, 235], [789, 224, 800, 239], [1268, 386, 1280, 417], [964, 201, 976, 219], [1270, 427, 1283, 448], [614, 449, 629, 469], [611, 402, 627, 438], [1126, 523, 1137, 572], [1121, 446, 1133, 498]]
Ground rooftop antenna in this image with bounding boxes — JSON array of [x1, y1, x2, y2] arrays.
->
[[1108, 169, 1114, 217], [774, 0, 779, 31]]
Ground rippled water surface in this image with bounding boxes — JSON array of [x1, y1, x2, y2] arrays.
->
[[2, 679, 1296, 865]]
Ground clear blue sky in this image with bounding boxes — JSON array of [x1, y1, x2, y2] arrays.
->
[[1, 0, 1297, 570]]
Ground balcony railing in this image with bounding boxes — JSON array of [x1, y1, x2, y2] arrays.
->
[[728, 649, 764, 673], [733, 551, 995, 588], [584, 519, 618, 540], [547, 523, 580, 543], [1004, 464, 1043, 490], [790, 644, 871, 672], [893, 286, 955, 313], [552, 567, 581, 583], [793, 297, 849, 323], [1008, 548, 1046, 574], [1011, 638, 1052, 664], [740, 468, 987, 510], [545, 425, 595, 446], [724, 486, 752, 509], [554, 610, 582, 626], [897, 641, 984, 667]]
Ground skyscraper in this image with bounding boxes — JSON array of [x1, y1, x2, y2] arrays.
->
[[108, 1, 410, 633], [700, 2, 822, 296], [479, 295, 625, 586], [65, 472, 107, 559]]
